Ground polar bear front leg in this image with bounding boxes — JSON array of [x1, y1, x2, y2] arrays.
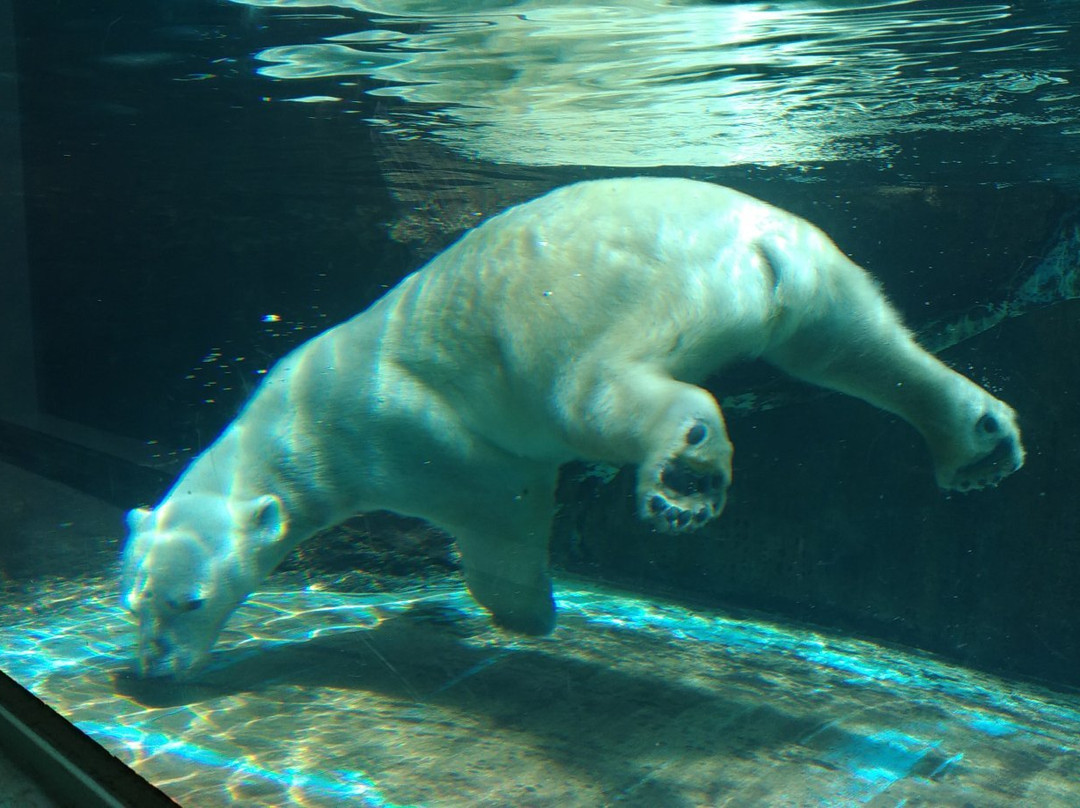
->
[[434, 464, 560, 635], [636, 381, 733, 533], [455, 525, 556, 635], [566, 370, 733, 533]]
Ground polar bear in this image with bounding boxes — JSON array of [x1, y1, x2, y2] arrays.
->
[[120, 178, 1024, 678]]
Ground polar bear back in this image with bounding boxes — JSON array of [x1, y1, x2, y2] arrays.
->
[[368, 177, 839, 458]]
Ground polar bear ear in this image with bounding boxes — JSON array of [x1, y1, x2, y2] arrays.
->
[[239, 494, 286, 546], [126, 507, 154, 535]]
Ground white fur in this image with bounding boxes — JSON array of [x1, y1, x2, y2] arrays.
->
[[120, 178, 1024, 678]]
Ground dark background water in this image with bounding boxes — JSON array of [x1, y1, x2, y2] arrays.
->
[[6, 0, 1080, 688], [13, 0, 1080, 450]]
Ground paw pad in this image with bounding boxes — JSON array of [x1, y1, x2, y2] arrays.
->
[[948, 430, 1024, 492], [638, 414, 731, 533], [645, 457, 727, 533], [686, 423, 707, 445]]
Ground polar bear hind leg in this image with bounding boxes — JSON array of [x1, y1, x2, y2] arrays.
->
[[760, 251, 1024, 491]]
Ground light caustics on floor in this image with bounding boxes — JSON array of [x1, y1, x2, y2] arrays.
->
[[2, 577, 1079, 807]]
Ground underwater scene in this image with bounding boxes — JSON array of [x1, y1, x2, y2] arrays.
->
[[3, 0, 1080, 805]]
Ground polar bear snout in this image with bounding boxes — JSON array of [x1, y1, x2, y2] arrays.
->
[[135, 627, 183, 679], [121, 522, 235, 678], [123, 577, 219, 679], [134, 625, 212, 680], [125, 588, 226, 679]]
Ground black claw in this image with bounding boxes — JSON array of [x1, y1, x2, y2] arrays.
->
[[675, 509, 691, 527], [694, 508, 709, 522], [649, 495, 666, 514]]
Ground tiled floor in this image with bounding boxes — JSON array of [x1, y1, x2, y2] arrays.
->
[[2, 461, 1079, 807], [3, 578, 1080, 807]]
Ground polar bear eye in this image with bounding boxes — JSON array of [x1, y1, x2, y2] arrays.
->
[[977, 414, 1000, 435], [166, 597, 205, 613]]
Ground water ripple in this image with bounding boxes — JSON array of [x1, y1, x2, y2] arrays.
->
[[228, 0, 1075, 169]]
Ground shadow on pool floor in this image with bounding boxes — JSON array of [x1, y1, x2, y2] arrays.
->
[[2, 574, 1079, 808]]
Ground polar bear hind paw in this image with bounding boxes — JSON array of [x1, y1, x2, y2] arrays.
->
[[950, 414, 1025, 491], [640, 419, 729, 533]]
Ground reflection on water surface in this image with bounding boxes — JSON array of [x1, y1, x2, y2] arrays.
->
[[229, 0, 1076, 171]]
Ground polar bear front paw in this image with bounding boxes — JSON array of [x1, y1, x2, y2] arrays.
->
[[638, 418, 730, 533]]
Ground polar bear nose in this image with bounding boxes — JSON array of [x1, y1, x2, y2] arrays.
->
[[133, 628, 173, 677]]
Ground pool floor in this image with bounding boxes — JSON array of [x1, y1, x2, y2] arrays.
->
[[2, 574, 1079, 807]]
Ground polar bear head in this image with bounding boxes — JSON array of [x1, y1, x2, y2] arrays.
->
[[120, 492, 286, 678]]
